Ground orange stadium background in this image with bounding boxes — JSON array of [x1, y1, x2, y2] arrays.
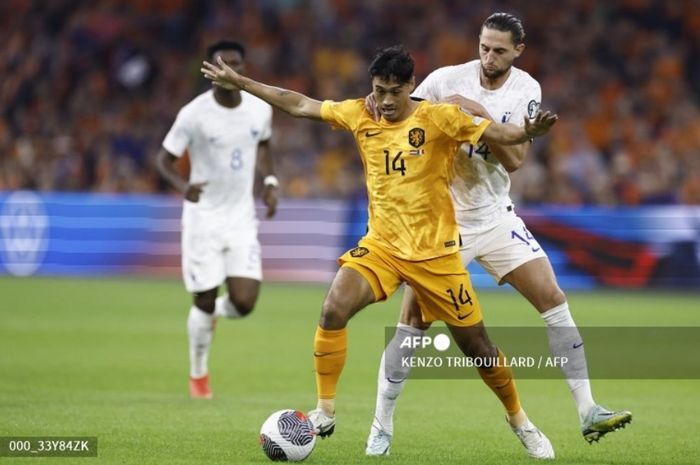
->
[[0, 0, 699, 288]]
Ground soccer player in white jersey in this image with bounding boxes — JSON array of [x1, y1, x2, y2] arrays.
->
[[155, 40, 278, 399], [365, 13, 631, 455]]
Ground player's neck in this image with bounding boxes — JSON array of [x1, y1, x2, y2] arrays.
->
[[480, 67, 511, 91], [213, 87, 242, 108]]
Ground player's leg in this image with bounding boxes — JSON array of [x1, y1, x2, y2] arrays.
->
[[187, 288, 218, 399], [308, 265, 377, 437], [407, 252, 553, 459], [447, 322, 554, 459], [482, 213, 631, 440], [182, 225, 226, 399], [502, 257, 592, 410], [367, 286, 430, 455], [367, 235, 480, 455], [502, 257, 631, 442], [310, 242, 402, 438], [215, 239, 262, 318], [215, 277, 260, 317]]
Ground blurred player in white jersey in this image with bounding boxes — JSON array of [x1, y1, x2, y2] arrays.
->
[[366, 13, 631, 455], [155, 40, 277, 399]]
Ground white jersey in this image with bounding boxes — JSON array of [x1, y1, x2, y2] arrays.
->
[[413, 60, 541, 231], [162, 89, 272, 233]]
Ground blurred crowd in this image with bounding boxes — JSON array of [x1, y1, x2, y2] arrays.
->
[[1, 0, 699, 205]]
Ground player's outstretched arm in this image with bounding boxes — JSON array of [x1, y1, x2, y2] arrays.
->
[[201, 57, 323, 121], [481, 110, 558, 146]]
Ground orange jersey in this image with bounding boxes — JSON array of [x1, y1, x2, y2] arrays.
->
[[321, 99, 491, 260]]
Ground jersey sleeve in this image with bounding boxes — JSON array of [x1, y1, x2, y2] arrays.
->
[[412, 68, 443, 101], [515, 80, 543, 126], [413, 73, 436, 101], [320, 99, 364, 131], [431, 103, 492, 145], [162, 107, 193, 157]]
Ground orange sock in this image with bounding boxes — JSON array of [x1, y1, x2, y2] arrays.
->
[[477, 348, 522, 416], [313, 326, 348, 401]]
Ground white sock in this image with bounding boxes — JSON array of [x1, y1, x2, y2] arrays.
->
[[187, 306, 215, 378], [541, 302, 596, 423], [214, 294, 243, 319], [372, 323, 425, 435]]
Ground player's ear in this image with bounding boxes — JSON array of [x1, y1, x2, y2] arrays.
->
[[409, 76, 416, 92], [514, 43, 525, 58]]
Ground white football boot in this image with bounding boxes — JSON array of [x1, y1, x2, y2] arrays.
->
[[365, 423, 392, 456], [307, 408, 336, 438], [510, 418, 555, 459]]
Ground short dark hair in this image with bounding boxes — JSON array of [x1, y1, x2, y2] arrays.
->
[[368, 45, 414, 84], [481, 13, 525, 44], [207, 40, 246, 60]]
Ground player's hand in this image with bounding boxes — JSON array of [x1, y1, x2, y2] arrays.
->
[[524, 110, 558, 138], [441, 95, 490, 119], [184, 181, 207, 202], [262, 185, 278, 218], [201, 56, 242, 90], [364, 93, 380, 122]]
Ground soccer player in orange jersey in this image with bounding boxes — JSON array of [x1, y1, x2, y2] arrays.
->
[[202, 45, 557, 459]]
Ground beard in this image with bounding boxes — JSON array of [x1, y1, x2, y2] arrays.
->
[[481, 64, 508, 79]]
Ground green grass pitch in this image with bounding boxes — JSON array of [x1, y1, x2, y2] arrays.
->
[[1, 277, 699, 464]]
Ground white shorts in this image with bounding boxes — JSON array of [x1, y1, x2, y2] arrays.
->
[[459, 210, 547, 284], [181, 225, 262, 293]]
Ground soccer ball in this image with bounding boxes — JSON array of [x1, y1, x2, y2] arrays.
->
[[259, 409, 316, 461]]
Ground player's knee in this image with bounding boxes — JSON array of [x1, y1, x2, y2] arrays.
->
[[194, 296, 216, 314], [320, 296, 350, 329], [469, 341, 496, 360], [230, 295, 256, 316], [540, 287, 567, 311], [457, 335, 496, 359]]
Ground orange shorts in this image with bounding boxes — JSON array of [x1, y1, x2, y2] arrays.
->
[[338, 239, 482, 327]]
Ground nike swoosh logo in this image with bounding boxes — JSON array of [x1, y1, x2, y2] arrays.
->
[[365, 130, 382, 137], [457, 311, 474, 320], [313, 352, 331, 357], [387, 377, 405, 384], [573, 342, 584, 349]]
